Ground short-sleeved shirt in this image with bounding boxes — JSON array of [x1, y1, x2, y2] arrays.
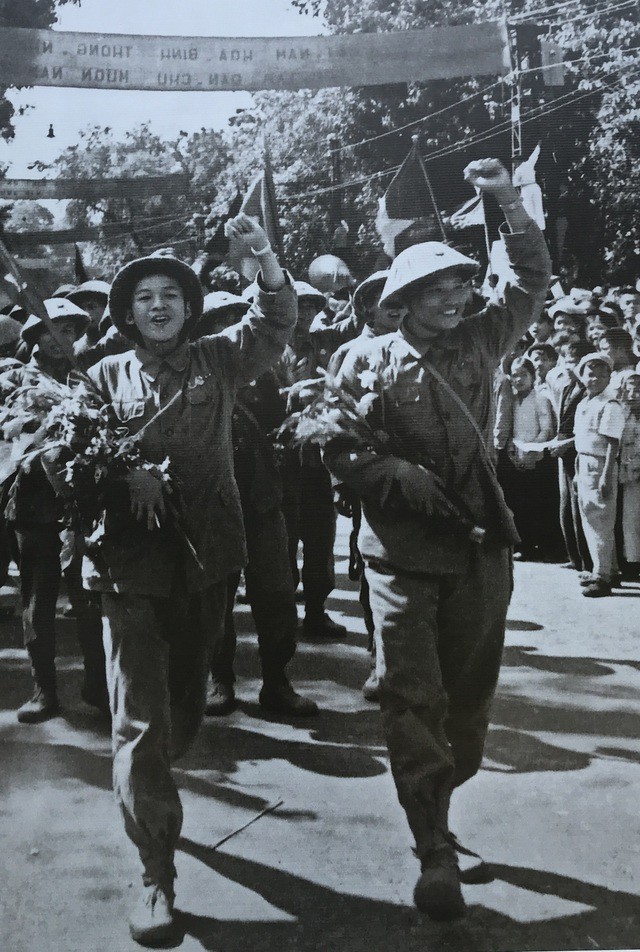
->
[[620, 411, 640, 483], [574, 387, 626, 458]]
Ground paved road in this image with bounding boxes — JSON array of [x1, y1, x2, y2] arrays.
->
[[1, 519, 639, 952]]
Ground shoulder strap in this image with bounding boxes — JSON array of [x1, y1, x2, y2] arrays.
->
[[421, 358, 498, 476]]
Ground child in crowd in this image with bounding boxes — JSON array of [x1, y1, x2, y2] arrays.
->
[[528, 311, 554, 344], [528, 342, 558, 415], [495, 356, 555, 559], [573, 353, 626, 597], [618, 370, 640, 579], [597, 327, 636, 394]]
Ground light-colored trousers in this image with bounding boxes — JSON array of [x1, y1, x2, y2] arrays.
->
[[576, 454, 619, 582], [101, 581, 226, 894], [621, 480, 640, 562]]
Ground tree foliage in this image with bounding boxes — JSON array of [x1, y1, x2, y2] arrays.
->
[[30, 0, 640, 283], [53, 123, 232, 276]]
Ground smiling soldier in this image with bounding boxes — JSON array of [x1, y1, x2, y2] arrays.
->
[[82, 214, 296, 946], [323, 158, 551, 921]]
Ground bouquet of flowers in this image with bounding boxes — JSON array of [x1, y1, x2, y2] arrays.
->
[[0, 365, 171, 533], [278, 368, 486, 543]]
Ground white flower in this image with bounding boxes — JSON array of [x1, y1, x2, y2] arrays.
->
[[358, 369, 379, 391], [356, 393, 378, 417]]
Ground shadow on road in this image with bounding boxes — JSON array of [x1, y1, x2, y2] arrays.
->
[[175, 840, 640, 952]]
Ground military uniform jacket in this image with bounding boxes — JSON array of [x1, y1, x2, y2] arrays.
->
[[324, 221, 551, 575], [82, 279, 296, 596]]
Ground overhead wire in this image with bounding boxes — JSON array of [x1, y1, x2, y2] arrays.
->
[[509, 0, 583, 21], [279, 57, 638, 202], [294, 77, 505, 172], [276, 2, 638, 181], [511, 0, 636, 22], [547, 0, 639, 28], [424, 61, 639, 163]]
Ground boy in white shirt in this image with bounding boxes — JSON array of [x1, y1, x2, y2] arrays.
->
[[573, 353, 626, 596]]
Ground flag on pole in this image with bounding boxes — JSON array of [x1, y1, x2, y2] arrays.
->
[[449, 189, 486, 231], [204, 190, 243, 262], [375, 137, 447, 258], [74, 243, 89, 284], [229, 145, 286, 281]]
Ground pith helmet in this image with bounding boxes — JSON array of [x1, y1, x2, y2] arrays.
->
[[21, 298, 90, 347], [0, 314, 22, 347], [353, 270, 389, 315], [109, 250, 203, 339], [198, 292, 249, 336], [308, 255, 354, 294], [67, 280, 111, 304], [51, 283, 77, 299], [293, 280, 325, 306], [202, 291, 249, 317], [379, 242, 478, 308]]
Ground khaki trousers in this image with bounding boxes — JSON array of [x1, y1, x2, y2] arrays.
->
[[101, 580, 226, 892], [576, 454, 619, 582], [365, 545, 511, 858]]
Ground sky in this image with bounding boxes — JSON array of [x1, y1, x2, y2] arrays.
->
[[0, 0, 327, 178]]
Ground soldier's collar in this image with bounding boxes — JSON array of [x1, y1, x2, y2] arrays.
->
[[399, 326, 458, 360], [134, 341, 190, 374]]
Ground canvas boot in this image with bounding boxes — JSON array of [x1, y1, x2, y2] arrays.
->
[[129, 884, 175, 947], [303, 609, 347, 639], [414, 843, 466, 922], [260, 672, 318, 717], [361, 662, 380, 702], [205, 678, 236, 716], [17, 686, 59, 724]]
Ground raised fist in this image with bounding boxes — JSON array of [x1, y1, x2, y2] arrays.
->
[[224, 212, 270, 255], [463, 158, 512, 194]]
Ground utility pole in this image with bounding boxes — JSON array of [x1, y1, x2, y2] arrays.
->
[[327, 132, 342, 229], [504, 14, 522, 175]]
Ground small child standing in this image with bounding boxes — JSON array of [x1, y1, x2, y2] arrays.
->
[[573, 353, 626, 597], [618, 370, 640, 578]]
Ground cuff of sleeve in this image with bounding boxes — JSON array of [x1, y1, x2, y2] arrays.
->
[[256, 268, 293, 295], [499, 218, 539, 241]]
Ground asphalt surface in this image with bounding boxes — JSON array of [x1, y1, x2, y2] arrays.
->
[[1, 518, 639, 952]]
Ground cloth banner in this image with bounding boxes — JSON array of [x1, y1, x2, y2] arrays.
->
[[0, 24, 510, 92], [0, 174, 189, 201]]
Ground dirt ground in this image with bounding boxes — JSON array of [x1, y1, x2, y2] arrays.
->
[[1, 518, 639, 952]]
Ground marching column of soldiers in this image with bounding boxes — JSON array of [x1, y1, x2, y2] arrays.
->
[[3, 153, 638, 944]]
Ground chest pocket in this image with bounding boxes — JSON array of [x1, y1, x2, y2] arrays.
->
[[112, 398, 146, 424], [449, 356, 480, 390], [186, 374, 216, 406]]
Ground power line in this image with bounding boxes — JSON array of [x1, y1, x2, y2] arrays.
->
[[515, 44, 640, 77], [548, 0, 639, 28], [414, 54, 640, 164], [280, 59, 637, 203], [509, 0, 582, 22], [278, 4, 638, 189], [512, 0, 636, 22], [281, 163, 401, 203], [425, 62, 640, 164], [301, 78, 505, 170]]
